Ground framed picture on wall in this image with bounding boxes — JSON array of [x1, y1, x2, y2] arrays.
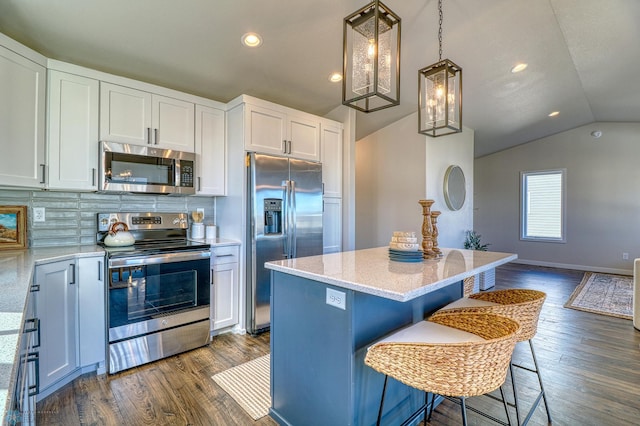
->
[[0, 206, 27, 250]]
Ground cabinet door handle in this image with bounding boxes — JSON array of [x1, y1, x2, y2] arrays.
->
[[30, 284, 40, 292], [27, 352, 39, 397], [147, 127, 152, 144], [92, 168, 96, 186], [211, 269, 214, 285], [69, 263, 76, 285], [98, 260, 103, 282], [154, 128, 159, 145], [282, 140, 287, 154], [24, 317, 41, 349], [215, 254, 234, 258], [40, 164, 46, 184], [198, 177, 202, 192], [287, 140, 292, 154]]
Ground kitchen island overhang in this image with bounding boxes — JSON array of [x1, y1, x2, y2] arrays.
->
[[266, 247, 517, 426]]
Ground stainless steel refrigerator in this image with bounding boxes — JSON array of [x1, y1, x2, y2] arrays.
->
[[246, 152, 323, 334]]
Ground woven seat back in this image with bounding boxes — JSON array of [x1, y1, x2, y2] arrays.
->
[[437, 289, 546, 341], [364, 313, 519, 398]]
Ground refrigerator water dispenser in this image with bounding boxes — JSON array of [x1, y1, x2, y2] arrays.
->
[[264, 198, 282, 235]]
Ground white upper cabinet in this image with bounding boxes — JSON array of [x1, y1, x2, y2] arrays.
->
[[287, 112, 321, 160], [99, 82, 151, 145], [47, 70, 99, 191], [244, 101, 320, 161], [195, 105, 226, 196], [320, 121, 343, 198], [0, 44, 46, 188], [100, 82, 195, 152], [152, 94, 195, 151]]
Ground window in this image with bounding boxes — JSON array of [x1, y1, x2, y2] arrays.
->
[[521, 169, 565, 242]]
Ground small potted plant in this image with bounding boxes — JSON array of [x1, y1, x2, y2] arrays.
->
[[463, 230, 495, 290], [463, 230, 489, 251]]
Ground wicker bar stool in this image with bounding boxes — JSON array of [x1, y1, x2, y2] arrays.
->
[[365, 312, 520, 426], [432, 289, 551, 425]]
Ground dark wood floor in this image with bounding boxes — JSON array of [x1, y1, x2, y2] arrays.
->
[[37, 263, 640, 425]]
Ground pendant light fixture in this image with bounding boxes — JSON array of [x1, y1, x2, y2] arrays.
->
[[418, 0, 462, 136], [343, 0, 401, 113]]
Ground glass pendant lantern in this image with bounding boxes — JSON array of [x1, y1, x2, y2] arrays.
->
[[418, 0, 462, 136], [419, 59, 462, 136], [343, 0, 401, 113]]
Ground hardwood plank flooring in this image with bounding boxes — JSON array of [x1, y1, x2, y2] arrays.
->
[[37, 263, 640, 425]]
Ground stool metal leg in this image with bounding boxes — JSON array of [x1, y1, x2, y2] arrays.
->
[[460, 396, 469, 426], [509, 362, 521, 425], [511, 340, 553, 425], [376, 375, 389, 426], [529, 340, 552, 424], [499, 386, 513, 426]]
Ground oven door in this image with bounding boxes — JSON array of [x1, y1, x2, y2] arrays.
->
[[107, 250, 211, 342]]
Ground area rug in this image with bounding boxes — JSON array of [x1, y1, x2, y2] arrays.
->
[[212, 354, 270, 420], [564, 272, 633, 320]]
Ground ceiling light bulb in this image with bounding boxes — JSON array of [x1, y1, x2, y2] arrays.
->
[[591, 130, 603, 138], [548, 111, 559, 117], [511, 63, 528, 73], [329, 73, 343, 83], [241, 33, 262, 47]]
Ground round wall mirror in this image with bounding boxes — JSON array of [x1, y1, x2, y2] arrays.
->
[[443, 165, 466, 211]]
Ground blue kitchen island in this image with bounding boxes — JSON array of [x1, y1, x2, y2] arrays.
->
[[265, 246, 517, 426]]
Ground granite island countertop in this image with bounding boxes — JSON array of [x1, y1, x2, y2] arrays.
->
[[265, 246, 517, 302]]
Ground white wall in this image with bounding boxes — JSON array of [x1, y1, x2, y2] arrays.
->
[[355, 111, 474, 249], [426, 127, 475, 248], [475, 122, 640, 274]]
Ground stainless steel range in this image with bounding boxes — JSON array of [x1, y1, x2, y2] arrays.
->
[[97, 212, 211, 374]]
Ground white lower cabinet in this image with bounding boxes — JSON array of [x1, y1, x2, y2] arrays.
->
[[33, 254, 106, 398], [77, 256, 106, 371], [34, 259, 78, 393], [323, 197, 342, 254], [211, 244, 240, 332]]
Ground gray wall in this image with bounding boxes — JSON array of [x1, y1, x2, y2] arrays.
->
[[475, 122, 640, 274], [355, 112, 474, 249], [0, 189, 215, 248], [356, 114, 426, 249]]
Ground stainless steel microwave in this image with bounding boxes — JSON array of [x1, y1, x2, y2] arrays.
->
[[99, 141, 196, 195]]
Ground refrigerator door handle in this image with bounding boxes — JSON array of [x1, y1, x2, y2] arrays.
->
[[282, 179, 290, 258], [290, 179, 297, 258]]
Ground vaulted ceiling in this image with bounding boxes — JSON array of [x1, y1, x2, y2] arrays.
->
[[1, 0, 638, 157]]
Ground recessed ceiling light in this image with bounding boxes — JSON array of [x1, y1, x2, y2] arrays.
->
[[548, 111, 559, 117], [511, 63, 528, 73], [241, 32, 262, 48], [329, 73, 343, 83]]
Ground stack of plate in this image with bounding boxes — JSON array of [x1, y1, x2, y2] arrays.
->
[[389, 232, 423, 262]]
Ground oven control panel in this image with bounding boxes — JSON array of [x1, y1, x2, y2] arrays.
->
[[98, 212, 188, 232], [132, 216, 162, 225]]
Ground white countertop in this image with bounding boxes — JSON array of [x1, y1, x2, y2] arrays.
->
[[265, 247, 517, 302]]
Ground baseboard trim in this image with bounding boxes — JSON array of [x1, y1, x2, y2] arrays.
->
[[512, 259, 632, 276]]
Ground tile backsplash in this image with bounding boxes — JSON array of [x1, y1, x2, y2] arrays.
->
[[0, 189, 216, 248]]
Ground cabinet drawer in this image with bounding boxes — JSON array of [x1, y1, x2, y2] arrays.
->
[[211, 245, 239, 265]]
